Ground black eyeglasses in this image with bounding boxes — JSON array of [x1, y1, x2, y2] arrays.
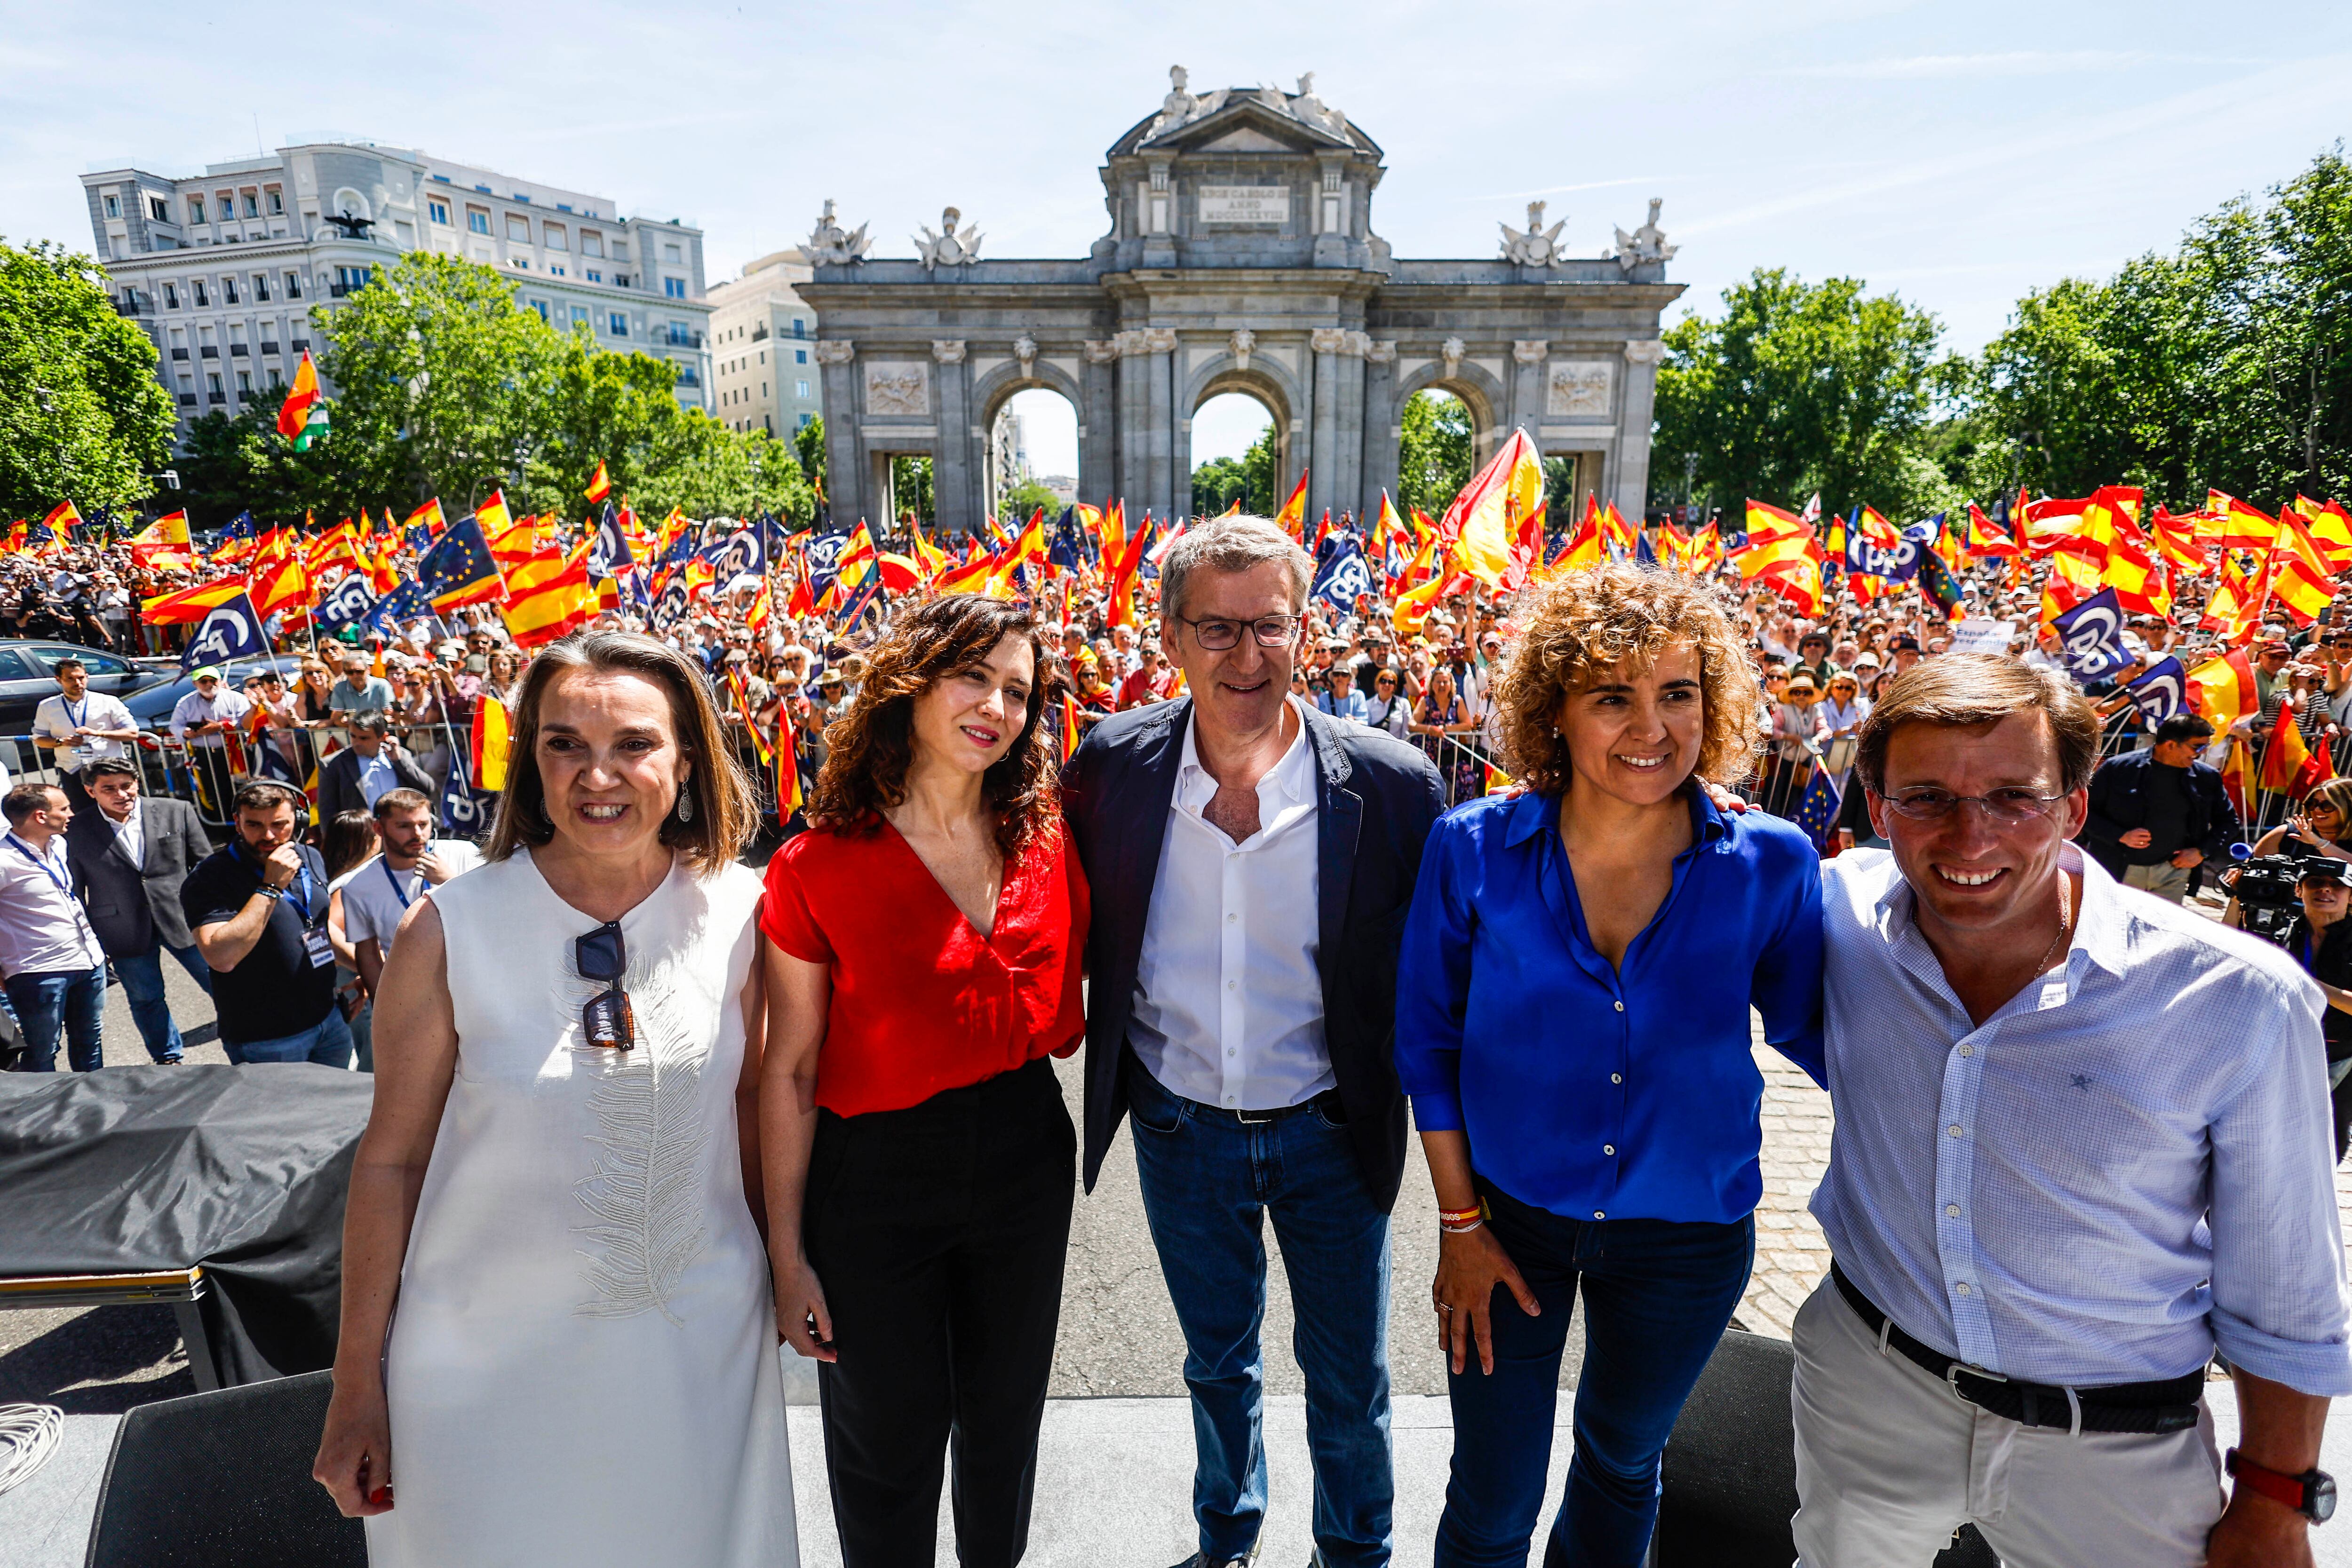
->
[[1173, 613, 1301, 651], [576, 921, 635, 1051]]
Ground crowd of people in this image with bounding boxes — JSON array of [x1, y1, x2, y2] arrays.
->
[[7, 498, 2352, 1568]]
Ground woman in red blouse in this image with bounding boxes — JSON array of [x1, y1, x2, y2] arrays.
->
[[758, 592, 1086, 1568]]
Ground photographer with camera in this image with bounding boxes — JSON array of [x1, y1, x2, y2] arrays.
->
[[2082, 712, 2240, 904], [2285, 858, 2352, 1163]]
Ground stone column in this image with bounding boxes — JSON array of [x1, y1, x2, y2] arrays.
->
[[1143, 327, 1178, 524], [1361, 340, 1398, 517], [1081, 339, 1119, 510], [1335, 331, 1370, 520], [930, 339, 970, 534], [1511, 340, 1549, 444], [1113, 330, 1151, 517], [1309, 327, 1347, 522], [1616, 339, 1667, 525], [813, 339, 859, 526]]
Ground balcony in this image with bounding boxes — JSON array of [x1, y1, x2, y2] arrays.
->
[[230, 343, 247, 356], [793, 322, 807, 339], [260, 340, 278, 355], [675, 367, 701, 387], [328, 282, 352, 297], [751, 324, 768, 341], [171, 347, 189, 361], [199, 346, 217, 358], [207, 392, 226, 404], [177, 393, 196, 406], [292, 338, 310, 352], [114, 294, 143, 316], [662, 326, 704, 348]]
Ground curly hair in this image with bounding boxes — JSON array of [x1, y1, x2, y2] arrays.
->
[[1493, 562, 1759, 795], [807, 594, 1065, 856]]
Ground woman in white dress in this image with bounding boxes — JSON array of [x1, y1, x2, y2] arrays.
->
[[314, 629, 798, 1567]]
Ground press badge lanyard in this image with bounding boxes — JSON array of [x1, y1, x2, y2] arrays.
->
[[381, 855, 421, 909], [6, 834, 71, 896], [241, 843, 315, 925]]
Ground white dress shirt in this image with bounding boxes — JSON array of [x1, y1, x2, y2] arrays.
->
[[32, 691, 135, 772], [1813, 844, 2352, 1394], [1129, 698, 1330, 1111], [0, 832, 105, 979], [108, 801, 144, 870]]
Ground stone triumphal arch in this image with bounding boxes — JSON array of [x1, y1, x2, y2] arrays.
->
[[800, 69, 1684, 533]]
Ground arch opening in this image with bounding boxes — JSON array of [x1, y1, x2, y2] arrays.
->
[[989, 386, 1079, 533], [1189, 390, 1280, 517]]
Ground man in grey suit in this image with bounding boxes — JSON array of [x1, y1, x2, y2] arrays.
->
[[64, 758, 213, 1064]]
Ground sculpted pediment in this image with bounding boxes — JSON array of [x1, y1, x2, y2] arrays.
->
[[1198, 126, 1293, 153]]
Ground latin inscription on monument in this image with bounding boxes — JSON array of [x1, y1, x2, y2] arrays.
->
[[1197, 186, 1291, 226]]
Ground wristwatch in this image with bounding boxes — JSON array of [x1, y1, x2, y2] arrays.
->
[[2227, 1448, 2337, 1523]]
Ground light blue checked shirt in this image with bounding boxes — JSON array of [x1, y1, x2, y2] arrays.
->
[[1812, 844, 2352, 1395]]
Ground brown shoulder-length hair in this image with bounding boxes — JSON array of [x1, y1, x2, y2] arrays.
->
[[808, 593, 1063, 857], [484, 630, 757, 875], [1494, 562, 1759, 794]]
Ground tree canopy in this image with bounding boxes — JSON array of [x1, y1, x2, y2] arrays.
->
[[0, 238, 176, 521], [1396, 390, 1473, 519]]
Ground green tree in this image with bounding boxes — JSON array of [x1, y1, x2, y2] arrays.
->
[[518, 331, 708, 517], [1654, 267, 1951, 521], [1397, 390, 1472, 518], [1191, 455, 1248, 516], [313, 250, 563, 513], [1000, 478, 1061, 525], [889, 454, 934, 525], [793, 415, 826, 484], [175, 404, 344, 524], [0, 238, 176, 521]]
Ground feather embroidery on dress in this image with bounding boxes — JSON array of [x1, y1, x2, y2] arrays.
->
[[569, 947, 710, 1327]]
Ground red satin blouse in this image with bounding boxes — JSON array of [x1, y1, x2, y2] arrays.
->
[[759, 819, 1089, 1117]]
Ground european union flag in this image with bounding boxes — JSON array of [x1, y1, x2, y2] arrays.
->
[[223, 509, 258, 543], [1048, 507, 1087, 572], [366, 581, 432, 638], [418, 517, 500, 607], [1916, 549, 1963, 617], [837, 573, 885, 629], [1792, 767, 1842, 849]]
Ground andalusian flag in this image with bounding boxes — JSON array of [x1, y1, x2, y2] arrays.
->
[[585, 460, 612, 503], [278, 351, 326, 448]]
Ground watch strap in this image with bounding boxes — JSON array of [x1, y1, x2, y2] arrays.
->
[[2227, 1448, 2315, 1516]]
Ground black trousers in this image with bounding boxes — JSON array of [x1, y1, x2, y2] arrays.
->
[[804, 1055, 1076, 1568]]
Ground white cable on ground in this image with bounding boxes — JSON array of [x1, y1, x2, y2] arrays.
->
[[0, 1403, 64, 1496]]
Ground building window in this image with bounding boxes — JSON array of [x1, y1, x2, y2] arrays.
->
[[468, 207, 490, 234], [511, 257, 529, 270], [609, 313, 628, 337], [544, 223, 566, 251], [187, 195, 206, 223], [795, 348, 807, 363], [163, 282, 179, 309], [580, 231, 603, 258], [571, 305, 589, 326], [614, 274, 631, 288], [586, 270, 601, 284], [798, 413, 812, 428], [664, 277, 685, 299], [505, 214, 531, 242], [663, 242, 682, 263], [268, 188, 284, 214], [793, 318, 806, 336], [207, 372, 222, 395], [148, 195, 169, 222], [236, 370, 252, 393], [103, 194, 120, 218], [549, 265, 564, 277], [241, 193, 259, 218], [286, 271, 303, 299], [797, 381, 810, 398], [428, 200, 450, 225], [530, 299, 548, 321], [192, 279, 209, 306], [222, 276, 239, 304], [611, 239, 628, 259], [254, 273, 271, 302]]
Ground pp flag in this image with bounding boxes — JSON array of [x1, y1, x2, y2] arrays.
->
[[706, 524, 766, 592], [180, 592, 268, 672], [588, 503, 635, 577], [2126, 657, 2188, 726], [2051, 587, 2131, 681], [1309, 535, 1375, 615], [312, 572, 379, 637], [437, 760, 499, 838]]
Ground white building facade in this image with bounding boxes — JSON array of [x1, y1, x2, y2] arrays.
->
[[705, 248, 824, 440], [80, 140, 713, 445]]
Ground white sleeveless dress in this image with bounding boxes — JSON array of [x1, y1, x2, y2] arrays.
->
[[367, 851, 798, 1568]]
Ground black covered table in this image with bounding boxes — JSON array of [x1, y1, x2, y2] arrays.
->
[[0, 1063, 370, 1386]]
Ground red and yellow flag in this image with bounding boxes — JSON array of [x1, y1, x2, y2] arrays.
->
[[501, 544, 596, 648], [1445, 430, 1547, 588], [585, 460, 612, 503], [129, 510, 195, 569], [470, 695, 513, 792], [1272, 470, 1310, 539], [276, 351, 320, 440], [140, 576, 247, 624], [405, 497, 446, 537]]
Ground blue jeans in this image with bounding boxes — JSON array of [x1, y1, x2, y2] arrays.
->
[[5, 965, 108, 1073], [1434, 1186, 1754, 1568], [231, 1011, 354, 1068], [1126, 1055, 1393, 1568], [112, 940, 212, 1063]]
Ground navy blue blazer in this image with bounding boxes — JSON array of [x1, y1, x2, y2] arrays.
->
[[1059, 699, 1445, 1211]]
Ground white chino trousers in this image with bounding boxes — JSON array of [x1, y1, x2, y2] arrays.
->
[[1788, 1274, 2226, 1567]]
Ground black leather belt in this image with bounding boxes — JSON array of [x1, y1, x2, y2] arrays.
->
[[1198, 1090, 1345, 1125], [1832, 1262, 2205, 1435]]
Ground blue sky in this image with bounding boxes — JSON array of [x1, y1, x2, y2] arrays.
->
[[5, 0, 2346, 475]]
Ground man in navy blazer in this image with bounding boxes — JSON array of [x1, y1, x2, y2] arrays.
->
[[62, 757, 214, 1062], [1061, 515, 1444, 1568]]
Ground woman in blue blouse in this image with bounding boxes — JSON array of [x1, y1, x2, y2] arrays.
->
[[1396, 562, 1825, 1568]]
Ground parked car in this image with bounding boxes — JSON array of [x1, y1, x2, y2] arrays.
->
[[0, 641, 173, 733], [123, 655, 309, 730]]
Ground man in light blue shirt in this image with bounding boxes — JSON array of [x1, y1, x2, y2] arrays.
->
[[1794, 654, 2349, 1568]]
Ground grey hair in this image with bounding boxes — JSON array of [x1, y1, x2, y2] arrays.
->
[[1159, 515, 1313, 623]]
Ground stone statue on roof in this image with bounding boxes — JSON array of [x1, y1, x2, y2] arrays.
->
[[804, 199, 871, 266], [1610, 198, 1678, 272], [914, 207, 984, 270], [1500, 200, 1567, 268]]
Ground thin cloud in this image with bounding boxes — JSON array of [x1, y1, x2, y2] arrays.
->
[[1773, 49, 2270, 79], [1455, 175, 1674, 204]]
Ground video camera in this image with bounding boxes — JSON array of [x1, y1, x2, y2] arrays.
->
[[2226, 849, 2307, 947]]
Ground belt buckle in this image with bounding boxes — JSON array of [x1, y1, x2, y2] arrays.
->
[[1236, 1106, 1278, 1124], [1945, 1361, 2007, 1404]]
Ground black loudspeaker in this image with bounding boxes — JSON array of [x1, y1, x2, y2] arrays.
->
[[1653, 1328, 1999, 1568], [83, 1369, 365, 1568]]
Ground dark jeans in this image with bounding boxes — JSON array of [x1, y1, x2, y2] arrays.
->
[[805, 1056, 1075, 1568], [5, 965, 108, 1073], [1126, 1054, 1394, 1568], [112, 939, 212, 1062], [230, 1011, 352, 1067], [1435, 1185, 1754, 1568]]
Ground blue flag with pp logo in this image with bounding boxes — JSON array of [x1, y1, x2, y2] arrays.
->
[[2126, 656, 2187, 724], [2051, 587, 2130, 680], [438, 760, 498, 837], [1309, 534, 1375, 614], [312, 572, 379, 637], [180, 592, 268, 671]]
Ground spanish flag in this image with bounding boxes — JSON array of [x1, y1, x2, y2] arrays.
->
[[249, 529, 311, 619], [470, 696, 513, 792], [405, 497, 446, 537], [277, 351, 325, 446], [1445, 430, 1546, 589], [1272, 470, 1310, 540], [2208, 491, 2278, 551], [585, 461, 612, 503], [129, 510, 195, 569], [2269, 511, 2336, 626], [42, 500, 83, 538], [1553, 497, 1608, 573], [141, 576, 247, 624], [501, 544, 596, 648]]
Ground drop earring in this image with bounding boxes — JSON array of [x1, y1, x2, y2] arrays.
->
[[674, 788, 694, 824]]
